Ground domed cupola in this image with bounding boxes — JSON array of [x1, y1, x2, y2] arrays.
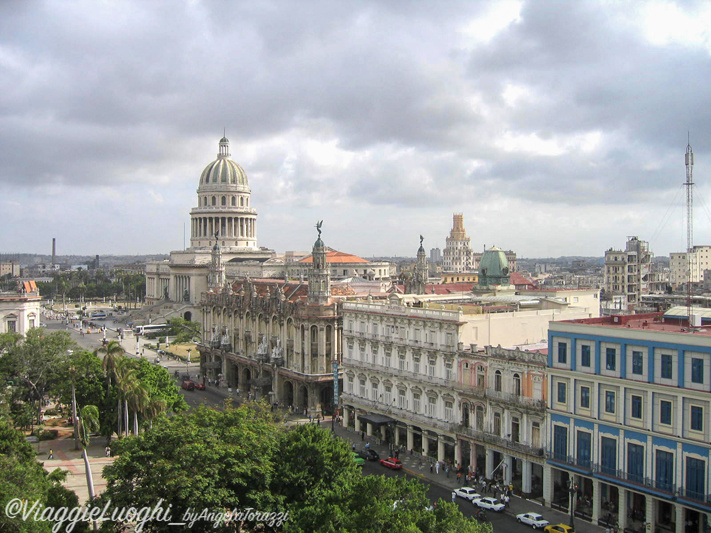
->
[[199, 137, 249, 187], [478, 246, 510, 287], [189, 136, 259, 250]]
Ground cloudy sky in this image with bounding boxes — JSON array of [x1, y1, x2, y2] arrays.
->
[[2, 0, 711, 260]]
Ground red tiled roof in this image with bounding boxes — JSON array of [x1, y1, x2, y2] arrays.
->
[[510, 272, 537, 289], [299, 249, 370, 264]]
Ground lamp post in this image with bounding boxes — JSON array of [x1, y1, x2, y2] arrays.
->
[[187, 349, 191, 379], [568, 477, 577, 529]]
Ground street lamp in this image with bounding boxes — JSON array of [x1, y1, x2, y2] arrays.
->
[[187, 349, 191, 378], [568, 477, 577, 529]]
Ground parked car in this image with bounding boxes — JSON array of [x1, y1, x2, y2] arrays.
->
[[352, 452, 365, 467], [516, 512, 550, 529], [181, 380, 195, 391], [453, 487, 481, 501], [195, 382, 206, 391], [544, 525, 575, 533], [380, 457, 403, 469], [472, 497, 505, 511]]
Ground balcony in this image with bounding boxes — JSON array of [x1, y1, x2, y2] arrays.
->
[[458, 425, 544, 457], [341, 357, 451, 388], [485, 389, 546, 411]]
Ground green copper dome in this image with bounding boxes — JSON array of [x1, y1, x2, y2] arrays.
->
[[478, 247, 510, 287]]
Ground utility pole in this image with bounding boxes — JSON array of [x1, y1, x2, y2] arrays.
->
[[685, 139, 694, 323]]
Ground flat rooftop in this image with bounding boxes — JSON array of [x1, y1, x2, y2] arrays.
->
[[563, 312, 711, 337]]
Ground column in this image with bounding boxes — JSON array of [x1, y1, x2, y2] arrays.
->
[[522, 459, 532, 494], [543, 464, 554, 507], [454, 439, 461, 467], [422, 433, 429, 456], [355, 414, 361, 432], [503, 454, 513, 485], [343, 407, 350, 428], [470, 443, 477, 474], [674, 502, 683, 533], [366, 422, 373, 437], [485, 448, 494, 478], [407, 425, 414, 453], [380, 425, 386, 442], [394, 426, 400, 446], [617, 487, 627, 532], [591, 478, 600, 523], [437, 435, 445, 462]]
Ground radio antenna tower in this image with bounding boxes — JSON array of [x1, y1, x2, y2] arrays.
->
[[685, 136, 694, 322]]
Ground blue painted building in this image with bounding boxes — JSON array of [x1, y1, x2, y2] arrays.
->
[[545, 314, 711, 533]]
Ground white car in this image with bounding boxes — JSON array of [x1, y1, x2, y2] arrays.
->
[[453, 487, 482, 501], [516, 512, 550, 529], [473, 497, 505, 511]]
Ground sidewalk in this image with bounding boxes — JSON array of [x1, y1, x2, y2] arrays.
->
[[332, 424, 605, 533]]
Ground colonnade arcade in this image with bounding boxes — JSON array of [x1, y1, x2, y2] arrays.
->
[[192, 215, 256, 242]]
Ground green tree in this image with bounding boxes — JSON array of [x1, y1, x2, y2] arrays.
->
[[167, 317, 201, 343], [98, 404, 282, 532], [0, 418, 88, 533]]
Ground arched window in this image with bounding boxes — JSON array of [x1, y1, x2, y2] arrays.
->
[[310, 325, 319, 357], [513, 373, 521, 396], [212, 196, 217, 206], [221, 196, 226, 206], [231, 197, 236, 206], [240, 197, 244, 206], [494, 370, 502, 392]]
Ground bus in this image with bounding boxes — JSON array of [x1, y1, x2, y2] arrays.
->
[[134, 324, 169, 336], [90, 311, 107, 320]]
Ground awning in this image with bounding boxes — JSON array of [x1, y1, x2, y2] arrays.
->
[[357, 413, 396, 427]]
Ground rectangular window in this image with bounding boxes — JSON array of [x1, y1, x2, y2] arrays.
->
[[553, 426, 568, 461], [606, 347, 617, 371], [557, 382, 567, 404], [580, 386, 590, 409], [632, 351, 643, 375], [359, 379, 366, 397], [427, 396, 436, 417], [660, 400, 672, 425], [444, 401, 453, 421], [384, 386, 392, 405], [601, 437, 617, 475], [691, 358, 704, 384], [413, 394, 421, 413], [398, 389, 406, 409], [398, 355, 405, 371], [577, 431, 591, 468], [427, 361, 435, 377], [581, 345, 591, 367], [413, 357, 420, 374], [605, 391, 616, 414], [686, 457, 706, 500], [691, 405, 703, 431], [631, 395, 642, 419], [7, 320, 16, 333], [558, 342, 568, 364], [445, 364, 453, 381], [627, 443, 644, 483], [347, 376, 354, 392], [384, 353, 391, 368], [661, 354, 673, 379], [655, 450, 674, 492]]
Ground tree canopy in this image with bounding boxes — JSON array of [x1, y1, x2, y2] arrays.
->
[[98, 405, 490, 533]]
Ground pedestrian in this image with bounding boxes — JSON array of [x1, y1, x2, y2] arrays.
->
[[503, 494, 510, 507], [352, 443, 356, 452], [48, 449, 54, 460], [457, 471, 462, 484], [105, 446, 111, 457], [366, 442, 370, 450], [361, 431, 364, 441], [435, 461, 440, 475], [451, 491, 456, 503], [430, 462, 433, 473]]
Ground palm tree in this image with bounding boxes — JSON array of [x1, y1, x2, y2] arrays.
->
[[99, 341, 125, 438], [77, 405, 100, 501], [125, 381, 149, 436], [113, 360, 134, 437], [144, 397, 167, 430]]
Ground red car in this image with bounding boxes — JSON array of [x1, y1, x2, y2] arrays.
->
[[196, 382, 206, 390], [380, 457, 403, 470]]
